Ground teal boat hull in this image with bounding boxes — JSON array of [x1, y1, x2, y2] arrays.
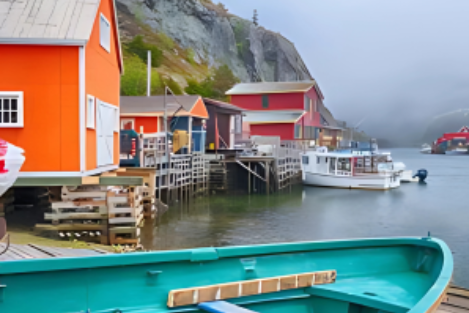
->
[[0, 237, 452, 313]]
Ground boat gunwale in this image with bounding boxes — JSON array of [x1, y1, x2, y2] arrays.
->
[[0, 237, 448, 274], [0, 237, 452, 313]]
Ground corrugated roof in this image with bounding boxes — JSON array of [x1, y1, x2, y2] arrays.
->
[[0, 0, 102, 42], [120, 95, 203, 117], [203, 98, 244, 113], [244, 110, 305, 124], [226, 81, 316, 95]]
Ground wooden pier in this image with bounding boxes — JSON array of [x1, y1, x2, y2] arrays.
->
[[0, 243, 108, 261], [438, 285, 469, 312]]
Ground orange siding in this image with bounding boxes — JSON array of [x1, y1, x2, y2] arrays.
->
[[120, 117, 158, 133], [85, 0, 121, 170], [191, 98, 209, 119], [0, 45, 80, 172]]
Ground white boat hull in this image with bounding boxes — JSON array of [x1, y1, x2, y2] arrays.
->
[[303, 172, 400, 190], [420, 148, 432, 154]]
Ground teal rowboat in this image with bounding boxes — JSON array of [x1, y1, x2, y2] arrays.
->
[[0, 237, 452, 313]]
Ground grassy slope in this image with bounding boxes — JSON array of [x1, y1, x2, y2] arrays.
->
[[118, 5, 212, 91]]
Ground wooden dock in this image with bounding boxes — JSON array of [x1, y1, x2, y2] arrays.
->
[[0, 243, 108, 261], [437, 285, 469, 312]]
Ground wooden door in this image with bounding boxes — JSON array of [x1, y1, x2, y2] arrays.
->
[[96, 100, 115, 166]]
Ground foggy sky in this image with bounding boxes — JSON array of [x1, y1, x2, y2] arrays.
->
[[221, 0, 469, 144]]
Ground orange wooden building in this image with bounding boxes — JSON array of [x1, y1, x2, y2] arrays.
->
[[0, 0, 122, 177]]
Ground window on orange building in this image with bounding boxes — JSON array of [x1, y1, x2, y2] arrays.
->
[[0, 92, 23, 128]]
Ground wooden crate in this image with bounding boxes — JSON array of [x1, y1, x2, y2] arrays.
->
[[109, 226, 141, 245]]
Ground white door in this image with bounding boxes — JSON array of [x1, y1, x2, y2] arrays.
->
[[96, 100, 115, 166]]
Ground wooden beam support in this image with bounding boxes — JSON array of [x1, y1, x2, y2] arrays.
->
[[236, 161, 266, 182]]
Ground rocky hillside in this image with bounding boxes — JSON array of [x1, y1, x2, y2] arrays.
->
[[116, 0, 312, 95]]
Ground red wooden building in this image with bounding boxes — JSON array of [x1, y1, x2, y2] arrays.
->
[[226, 81, 342, 146]]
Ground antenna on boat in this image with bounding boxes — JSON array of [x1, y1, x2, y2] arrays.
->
[[351, 116, 368, 142]]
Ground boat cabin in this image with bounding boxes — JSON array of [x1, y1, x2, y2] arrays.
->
[[302, 153, 354, 176], [302, 152, 393, 176]]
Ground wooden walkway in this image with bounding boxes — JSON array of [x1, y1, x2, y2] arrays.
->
[[438, 286, 469, 312], [0, 243, 108, 261]]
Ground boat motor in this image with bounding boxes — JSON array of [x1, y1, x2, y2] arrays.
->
[[413, 169, 428, 183]]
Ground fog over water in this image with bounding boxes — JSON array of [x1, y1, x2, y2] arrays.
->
[[221, 0, 469, 144]]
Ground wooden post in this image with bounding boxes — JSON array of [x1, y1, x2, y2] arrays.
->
[[265, 161, 270, 195], [248, 162, 251, 194], [188, 117, 193, 153]]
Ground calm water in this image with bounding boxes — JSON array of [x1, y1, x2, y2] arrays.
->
[[142, 148, 469, 287]]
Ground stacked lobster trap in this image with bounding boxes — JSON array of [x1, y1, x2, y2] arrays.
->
[[36, 184, 154, 246]]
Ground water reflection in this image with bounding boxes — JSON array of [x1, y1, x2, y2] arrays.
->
[[141, 149, 469, 287]]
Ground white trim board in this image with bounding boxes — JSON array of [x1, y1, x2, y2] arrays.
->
[[0, 38, 87, 45], [79, 46, 86, 173], [19, 165, 119, 177]]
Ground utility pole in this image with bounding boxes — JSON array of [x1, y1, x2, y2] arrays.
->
[[147, 50, 151, 97], [253, 9, 258, 26]]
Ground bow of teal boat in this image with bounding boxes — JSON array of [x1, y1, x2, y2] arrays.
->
[[0, 237, 452, 313]]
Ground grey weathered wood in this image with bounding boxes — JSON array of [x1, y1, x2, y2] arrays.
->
[[65, 0, 83, 39], [57, 0, 77, 38], [44, 0, 72, 38], [12, 0, 35, 37], [0, 0, 100, 40], [73, 2, 97, 39]]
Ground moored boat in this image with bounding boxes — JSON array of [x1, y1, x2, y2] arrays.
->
[[420, 143, 432, 154], [0, 139, 25, 197], [301, 149, 401, 190], [0, 237, 452, 313]]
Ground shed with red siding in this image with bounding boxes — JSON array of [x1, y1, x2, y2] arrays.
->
[[227, 81, 342, 146]]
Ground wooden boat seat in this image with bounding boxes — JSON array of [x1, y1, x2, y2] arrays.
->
[[309, 271, 433, 312], [167, 270, 336, 308], [198, 301, 258, 313]]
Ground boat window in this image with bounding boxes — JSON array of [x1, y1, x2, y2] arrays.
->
[[302, 155, 309, 165], [338, 158, 351, 171], [329, 158, 336, 172], [317, 156, 320, 164]]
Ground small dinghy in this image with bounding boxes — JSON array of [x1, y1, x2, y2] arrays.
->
[[0, 139, 25, 197], [0, 237, 452, 313]]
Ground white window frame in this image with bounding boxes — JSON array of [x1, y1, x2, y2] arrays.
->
[[0, 91, 24, 128], [100, 13, 111, 53], [87, 95, 95, 129], [121, 118, 135, 130]]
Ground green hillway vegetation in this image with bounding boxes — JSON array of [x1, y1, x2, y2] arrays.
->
[[121, 33, 239, 101]]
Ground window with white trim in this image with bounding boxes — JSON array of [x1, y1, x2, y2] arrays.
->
[[0, 92, 24, 127], [121, 119, 135, 130], [100, 13, 111, 53], [87, 95, 95, 129]]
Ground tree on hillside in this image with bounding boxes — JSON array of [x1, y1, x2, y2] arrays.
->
[[212, 64, 240, 99], [126, 35, 163, 67], [185, 65, 239, 101]]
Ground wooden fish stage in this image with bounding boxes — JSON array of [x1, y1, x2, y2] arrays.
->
[[0, 237, 452, 313]]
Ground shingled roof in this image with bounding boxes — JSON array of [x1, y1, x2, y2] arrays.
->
[[0, 0, 101, 42]]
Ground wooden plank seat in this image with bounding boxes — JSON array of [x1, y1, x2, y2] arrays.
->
[[167, 270, 336, 308], [198, 301, 258, 313]]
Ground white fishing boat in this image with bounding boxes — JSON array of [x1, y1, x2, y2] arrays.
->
[[0, 139, 25, 197], [301, 148, 401, 190], [420, 143, 432, 154]]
